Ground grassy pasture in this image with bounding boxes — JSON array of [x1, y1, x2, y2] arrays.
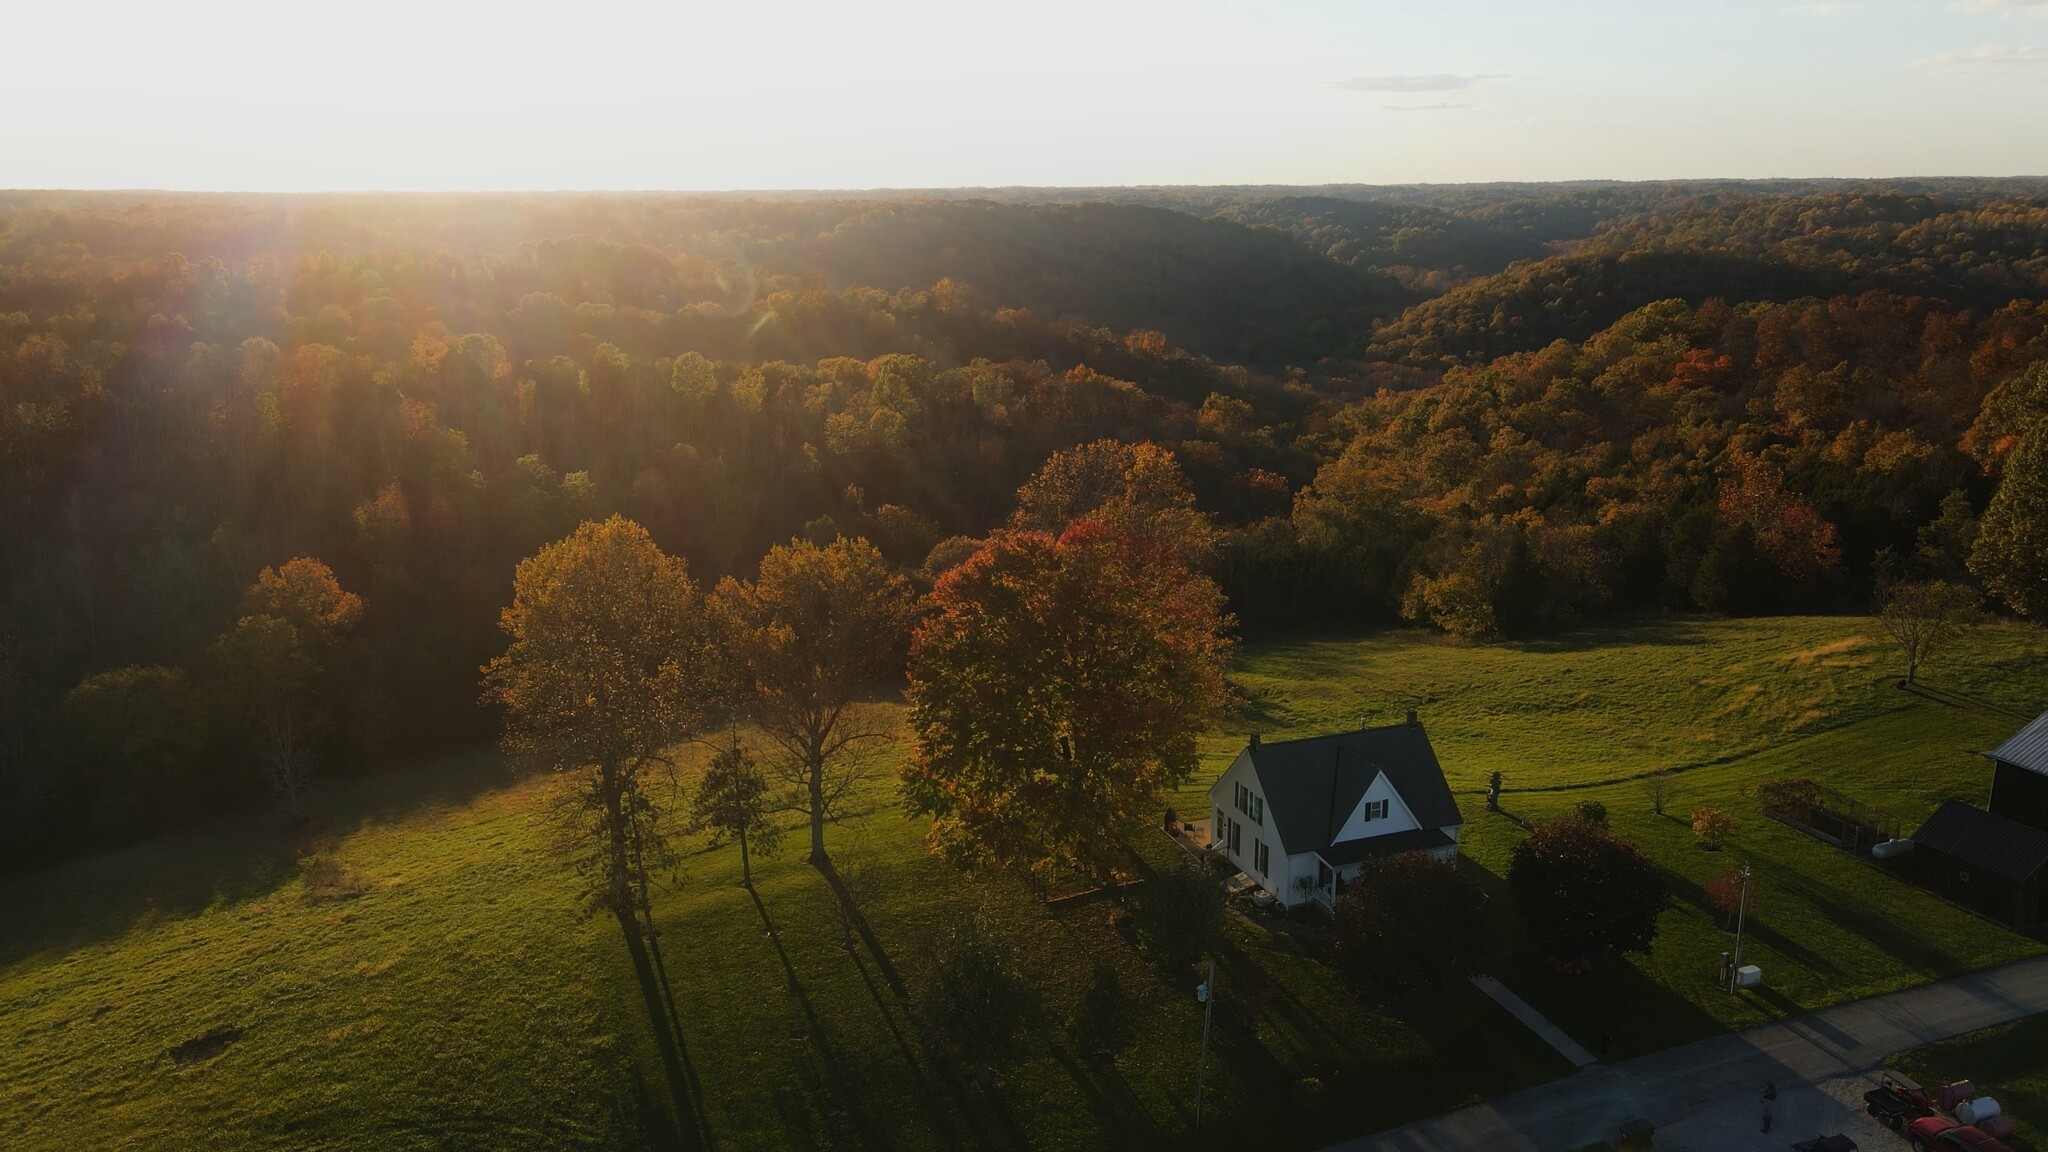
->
[[4, 615, 2045, 1151]]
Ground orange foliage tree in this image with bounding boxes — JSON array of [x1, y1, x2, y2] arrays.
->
[[903, 521, 1232, 889]]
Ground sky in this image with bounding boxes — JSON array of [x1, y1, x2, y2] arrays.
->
[[4, 0, 2047, 191]]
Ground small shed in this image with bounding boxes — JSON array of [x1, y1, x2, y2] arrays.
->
[[1912, 799, 2048, 926], [1988, 710, 2048, 832]]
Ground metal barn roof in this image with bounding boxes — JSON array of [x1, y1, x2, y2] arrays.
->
[[1990, 710, 2048, 777], [1913, 799, 2048, 883]]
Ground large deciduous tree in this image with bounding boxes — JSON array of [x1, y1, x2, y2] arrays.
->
[[709, 535, 916, 868], [904, 520, 1232, 888], [1972, 423, 2048, 619], [480, 516, 706, 942], [210, 556, 365, 816], [59, 664, 206, 842], [1508, 816, 1668, 973], [1011, 439, 1220, 567]]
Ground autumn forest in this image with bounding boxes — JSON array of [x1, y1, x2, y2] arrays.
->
[[4, 182, 2048, 869]]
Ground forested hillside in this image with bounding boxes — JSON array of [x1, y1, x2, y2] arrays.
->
[[4, 181, 2047, 867]]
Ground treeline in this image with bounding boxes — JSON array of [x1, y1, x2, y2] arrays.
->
[[3, 188, 2047, 868], [1372, 190, 2048, 365]]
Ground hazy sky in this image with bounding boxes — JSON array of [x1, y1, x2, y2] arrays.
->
[[5, 0, 2047, 190]]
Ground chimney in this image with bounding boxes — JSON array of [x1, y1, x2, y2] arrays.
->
[[1249, 732, 1261, 750], [1406, 708, 1419, 727]]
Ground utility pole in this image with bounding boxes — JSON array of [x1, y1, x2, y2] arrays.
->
[[1728, 862, 1752, 992], [1194, 956, 1216, 1131]]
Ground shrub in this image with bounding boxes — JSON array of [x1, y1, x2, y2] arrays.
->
[[301, 855, 367, 902], [1574, 800, 1609, 825], [1333, 851, 1488, 1003]]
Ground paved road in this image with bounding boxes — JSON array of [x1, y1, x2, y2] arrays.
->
[[1329, 955, 2048, 1152]]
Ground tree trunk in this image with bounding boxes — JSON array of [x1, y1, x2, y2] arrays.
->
[[807, 743, 828, 866], [604, 760, 633, 916], [738, 824, 753, 889]]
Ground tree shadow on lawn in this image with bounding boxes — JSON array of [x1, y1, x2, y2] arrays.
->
[[1742, 854, 1969, 978], [1048, 1044, 1162, 1146], [799, 859, 1021, 1152], [1460, 855, 1731, 1062], [740, 882, 918, 1152], [0, 749, 518, 969], [1662, 868, 1837, 977]]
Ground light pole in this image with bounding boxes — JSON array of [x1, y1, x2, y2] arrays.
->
[[1728, 862, 1752, 992], [1195, 956, 1216, 1131]]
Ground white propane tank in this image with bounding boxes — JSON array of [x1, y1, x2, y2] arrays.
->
[[1735, 965, 1763, 988], [1958, 1096, 2002, 1126], [1872, 839, 1916, 860]]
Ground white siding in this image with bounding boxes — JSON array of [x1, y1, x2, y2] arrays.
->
[[1207, 749, 1279, 887], [1331, 773, 1422, 842]]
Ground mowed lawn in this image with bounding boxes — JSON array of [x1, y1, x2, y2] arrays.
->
[[1170, 615, 2048, 1061], [4, 615, 2046, 1151]]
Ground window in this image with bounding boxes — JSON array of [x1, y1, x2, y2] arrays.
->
[[1234, 782, 1247, 813], [1214, 808, 1226, 849], [1229, 820, 1241, 854], [1361, 799, 1390, 823], [1250, 794, 1264, 825], [1254, 841, 1269, 876]]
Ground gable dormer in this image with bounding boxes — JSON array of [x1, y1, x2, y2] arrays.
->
[[1331, 770, 1422, 842]]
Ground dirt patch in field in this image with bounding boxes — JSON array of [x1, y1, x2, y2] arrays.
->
[[169, 1026, 243, 1067]]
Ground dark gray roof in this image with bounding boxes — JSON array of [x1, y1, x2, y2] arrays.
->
[[1246, 722, 1464, 854], [1317, 828, 1453, 867], [1913, 799, 2048, 883], [1990, 711, 2048, 776]]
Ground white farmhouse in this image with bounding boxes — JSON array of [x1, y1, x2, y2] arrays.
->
[[1206, 712, 1465, 911]]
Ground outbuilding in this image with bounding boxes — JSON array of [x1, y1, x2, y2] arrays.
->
[[1911, 798, 2048, 926]]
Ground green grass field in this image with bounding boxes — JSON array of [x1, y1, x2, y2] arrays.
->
[[5, 615, 2045, 1150]]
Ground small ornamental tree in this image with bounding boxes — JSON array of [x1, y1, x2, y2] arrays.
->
[[1876, 579, 1978, 685], [1644, 771, 1676, 817], [687, 735, 780, 889], [1508, 816, 1668, 972], [1691, 806, 1740, 850], [1332, 851, 1489, 1004], [904, 521, 1232, 888], [1705, 869, 1758, 927]]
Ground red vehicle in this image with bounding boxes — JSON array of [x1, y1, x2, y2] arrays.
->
[[1906, 1116, 2016, 1152]]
